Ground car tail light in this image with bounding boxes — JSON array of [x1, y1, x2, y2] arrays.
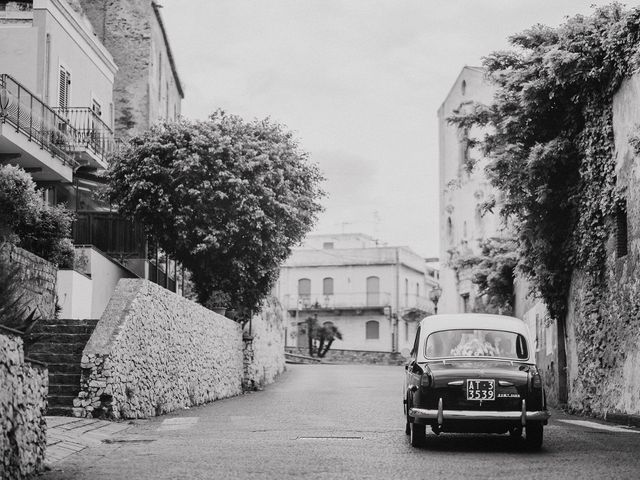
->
[[420, 371, 432, 388], [532, 374, 542, 389]]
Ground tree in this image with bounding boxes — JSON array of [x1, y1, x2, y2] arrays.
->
[[305, 315, 343, 358], [107, 111, 324, 321], [451, 237, 518, 315]]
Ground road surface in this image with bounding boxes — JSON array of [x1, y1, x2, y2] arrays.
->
[[43, 364, 640, 480]]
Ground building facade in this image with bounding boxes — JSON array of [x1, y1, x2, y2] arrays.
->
[[275, 233, 439, 354], [437, 66, 502, 315], [78, 0, 183, 137], [1, 0, 183, 319]]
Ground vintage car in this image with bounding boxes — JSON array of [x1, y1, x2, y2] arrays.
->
[[403, 314, 549, 449]]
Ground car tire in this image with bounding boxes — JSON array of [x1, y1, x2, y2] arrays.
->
[[410, 422, 426, 448], [509, 426, 523, 438], [405, 395, 412, 435], [525, 422, 543, 450]]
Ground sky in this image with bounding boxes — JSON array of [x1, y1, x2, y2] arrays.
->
[[161, 0, 626, 258]]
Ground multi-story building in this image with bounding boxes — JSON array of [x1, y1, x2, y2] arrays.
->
[[275, 233, 439, 354], [78, 0, 183, 137], [437, 66, 502, 314], [0, 0, 183, 319]]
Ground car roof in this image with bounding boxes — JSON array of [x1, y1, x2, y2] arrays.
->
[[418, 313, 530, 338]]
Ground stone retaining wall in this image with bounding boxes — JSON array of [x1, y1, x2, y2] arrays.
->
[[0, 331, 48, 479], [74, 279, 244, 419], [243, 296, 286, 390], [0, 243, 57, 319], [285, 347, 405, 365]]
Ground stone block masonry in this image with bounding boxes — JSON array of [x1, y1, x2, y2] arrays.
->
[[243, 296, 286, 391], [0, 331, 48, 479], [0, 243, 57, 319], [74, 279, 244, 419]]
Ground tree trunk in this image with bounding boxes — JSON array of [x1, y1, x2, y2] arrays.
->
[[556, 316, 568, 405]]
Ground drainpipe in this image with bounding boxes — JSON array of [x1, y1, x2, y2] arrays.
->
[[44, 33, 51, 104]]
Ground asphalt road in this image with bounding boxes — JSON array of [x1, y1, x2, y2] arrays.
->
[[43, 364, 640, 480]]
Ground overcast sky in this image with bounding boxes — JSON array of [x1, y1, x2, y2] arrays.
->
[[161, 0, 624, 258]]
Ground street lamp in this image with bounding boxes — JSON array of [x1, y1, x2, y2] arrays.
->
[[429, 286, 443, 315]]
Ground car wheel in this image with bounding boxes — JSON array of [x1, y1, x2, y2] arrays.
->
[[525, 422, 543, 450], [410, 422, 426, 448], [405, 395, 412, 435], [509, 426, 523, 438]]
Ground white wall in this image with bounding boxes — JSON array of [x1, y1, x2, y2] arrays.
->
[[57, 269, 93, 318], [438, 67, 502, 314]]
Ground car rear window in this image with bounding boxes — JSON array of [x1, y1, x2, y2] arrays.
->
[[425, 329, 528, 360]]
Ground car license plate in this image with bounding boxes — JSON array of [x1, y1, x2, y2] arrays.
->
[[466, 379, 495, 401]]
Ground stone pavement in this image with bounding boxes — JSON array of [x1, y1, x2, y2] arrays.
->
[[45, 416, 132, 465]]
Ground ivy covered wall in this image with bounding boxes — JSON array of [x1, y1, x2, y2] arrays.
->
[[565, 72, 640, 417]]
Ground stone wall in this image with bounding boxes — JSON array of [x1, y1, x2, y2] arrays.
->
[[0, 331, 48, 479], [0, 243, 57, 319], [243, 296, 286, 391], [285, 347, 405, 365], [564, 72, 640, 418], [74, 279, 244, 419]]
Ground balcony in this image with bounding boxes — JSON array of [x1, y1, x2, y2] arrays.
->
[[284, 292, 393, 313], [53, 107, 116, 169], [73, 211, 146, 259], [0, 74, 78, 181]]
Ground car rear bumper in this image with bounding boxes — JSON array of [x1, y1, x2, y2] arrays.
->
[[409, 408, 550, 422], [410, 396, 550, 426]]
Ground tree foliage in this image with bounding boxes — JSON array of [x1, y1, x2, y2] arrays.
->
[[0, 165, 74, 267], [107, 111, 324, 320], [305, 316, 343, 358], [450, 4, 640, 322], [451, 237, 518, 315]]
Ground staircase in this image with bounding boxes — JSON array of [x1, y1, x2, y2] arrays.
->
[[25, 319, 99, 415]]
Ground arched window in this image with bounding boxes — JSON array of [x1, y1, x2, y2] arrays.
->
[[366, 276, 380, 306], [323, 277, 334, 296], [366, 320, 379, 340], [461, 79, 467, 95]]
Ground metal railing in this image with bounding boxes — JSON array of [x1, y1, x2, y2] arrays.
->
[[0, 74, 77, 167], [284, 292, 393, 310], [73, 211, 146, 259], [53, 107, 116, 163]]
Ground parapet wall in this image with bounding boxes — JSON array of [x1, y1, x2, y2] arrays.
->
[[75, 279, 244, 419], [0, 243, 57, 319], [0, 331, 48, 479], [243, 296, 286, 390]]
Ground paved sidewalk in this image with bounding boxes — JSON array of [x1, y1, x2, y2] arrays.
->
[[45, 416, 132, 465]]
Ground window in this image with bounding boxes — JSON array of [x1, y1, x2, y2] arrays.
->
[[298, 278, 311, 306], [404, 278, 409, 306], [425, 329, 529, 360], [461, 293, 470, 313], [461, 79, 466, 95], [322, 242, 334, 249], [366, 276, 380, 306], [463, 221, 468, 238], [91, 99, 102, 117], [365, 320, 379, 340], [446, 217, 454, 244], [416, 283, 420, 299], [58, 66, 71, 110], [616, 199, 628, 257], [323, 277, 334, 296]]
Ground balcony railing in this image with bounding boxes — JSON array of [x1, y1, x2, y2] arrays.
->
[[73, 211, 146, 259], [0, 74, 77, 167], [53, 107, 116, 164], [284, 292, 393, 311]]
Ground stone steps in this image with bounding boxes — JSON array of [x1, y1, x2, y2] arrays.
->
[[25, 319, 99, 416]]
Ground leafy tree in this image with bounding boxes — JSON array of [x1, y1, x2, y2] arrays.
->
[[107, 111, 324, 321], [451, 237, 518, 315], [449, 4, 640, 322], [305, 315, 343, 358], [0, 165, 74, 267]]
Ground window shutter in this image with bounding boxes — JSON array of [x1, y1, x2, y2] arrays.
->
[[59, 67, 70, 110]]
